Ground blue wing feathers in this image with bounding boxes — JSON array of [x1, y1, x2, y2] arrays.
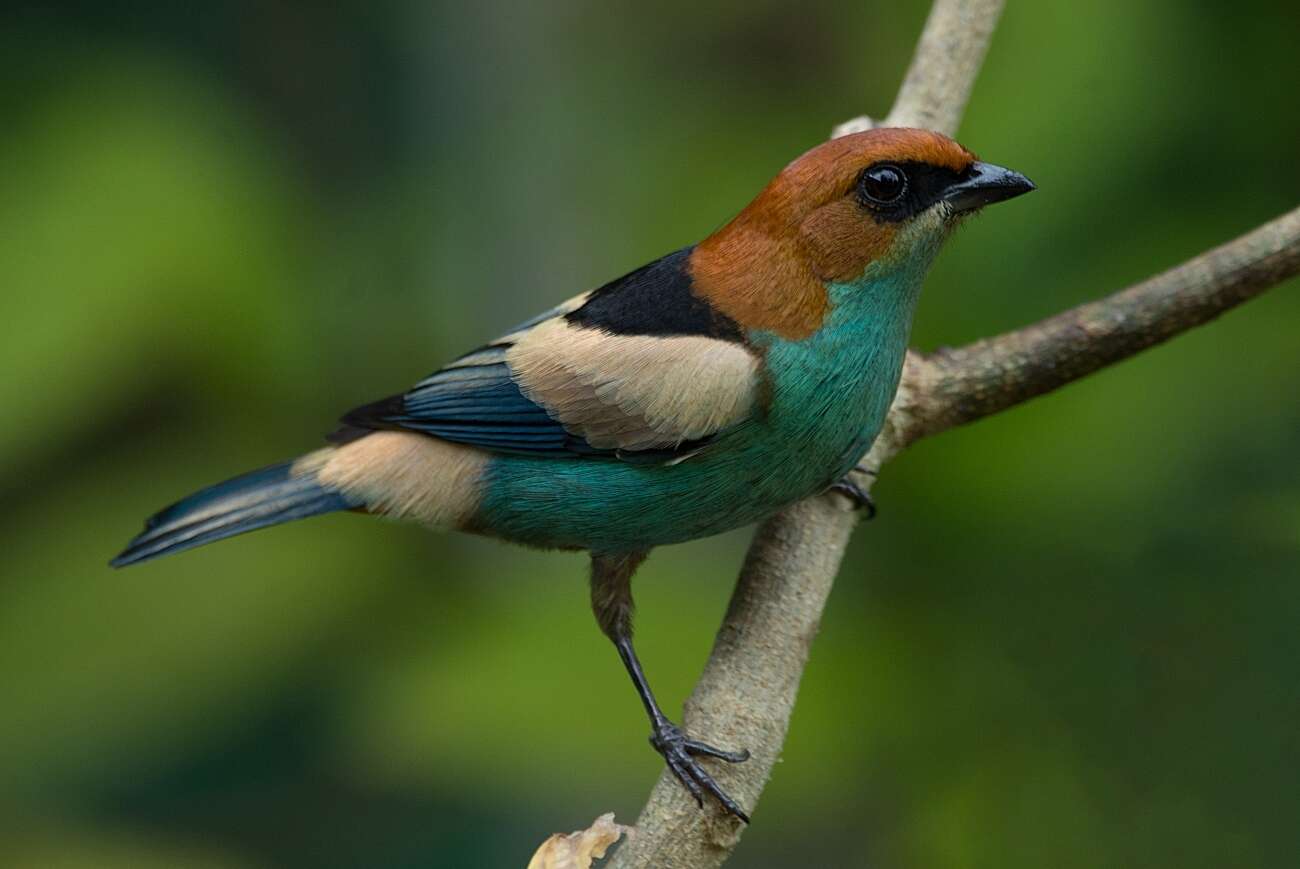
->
[[337, 340, 590, 456]]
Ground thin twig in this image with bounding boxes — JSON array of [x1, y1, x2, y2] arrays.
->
[[887, 0, 1005, 131]]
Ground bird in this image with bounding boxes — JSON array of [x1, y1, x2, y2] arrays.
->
[[112, 127, 1034, 822]]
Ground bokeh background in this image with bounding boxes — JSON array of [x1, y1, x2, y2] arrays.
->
[[3, 1, 1298, 866]]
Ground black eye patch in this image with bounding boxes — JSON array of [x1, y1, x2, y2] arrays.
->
[[854, 161, 970, 223]]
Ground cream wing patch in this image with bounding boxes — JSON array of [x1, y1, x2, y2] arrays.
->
[[506, 318, 760, 451], [294, 431, 486, 528]]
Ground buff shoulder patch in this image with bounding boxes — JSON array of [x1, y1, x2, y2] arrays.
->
[[507, 317, 760, 451]]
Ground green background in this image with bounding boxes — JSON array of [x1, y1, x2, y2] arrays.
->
[[3, 1, 1297, 866]]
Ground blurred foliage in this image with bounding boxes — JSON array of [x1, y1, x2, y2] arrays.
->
[[2, 1, 1297, 867]]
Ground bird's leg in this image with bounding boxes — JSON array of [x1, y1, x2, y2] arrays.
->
[[590, 552, 751, 823], [829, 464, 878, 519]]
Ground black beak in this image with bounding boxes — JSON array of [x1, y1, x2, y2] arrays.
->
[[943, 161, 1035, 213]]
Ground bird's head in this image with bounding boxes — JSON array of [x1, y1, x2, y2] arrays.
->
[[691, 127, 1034, 339]]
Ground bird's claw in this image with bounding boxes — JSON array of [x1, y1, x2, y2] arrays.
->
[[649, 721, 751, 823], [829, 466, 878, 519]]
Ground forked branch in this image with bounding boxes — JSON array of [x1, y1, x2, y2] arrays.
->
[[604, 1, 1299, 866]]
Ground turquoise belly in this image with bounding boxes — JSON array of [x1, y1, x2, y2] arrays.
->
[[476, 427, 835, 552]]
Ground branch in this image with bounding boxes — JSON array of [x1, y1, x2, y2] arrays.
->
[[607, 2, 1300, 867], [890, 205, 1300, 450]]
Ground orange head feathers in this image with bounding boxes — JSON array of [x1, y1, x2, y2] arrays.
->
[[690, 128, 1030, 339]]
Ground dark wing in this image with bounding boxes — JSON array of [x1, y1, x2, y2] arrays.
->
[[336, 341, 600, 457], [335, 247, 759, 461]]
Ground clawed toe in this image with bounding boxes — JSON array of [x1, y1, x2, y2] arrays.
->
[[684, 739, 750, 763], [829, 477, 877, 518], [650, 722, 751, 822]]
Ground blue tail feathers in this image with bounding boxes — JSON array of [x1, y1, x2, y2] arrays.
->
[[110, 461, 359, 568]]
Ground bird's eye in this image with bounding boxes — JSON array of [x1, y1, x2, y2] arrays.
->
[[859, 164, 908, 204]]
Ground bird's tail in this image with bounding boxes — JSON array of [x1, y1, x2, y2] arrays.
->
[[110, 459, 359, 568]]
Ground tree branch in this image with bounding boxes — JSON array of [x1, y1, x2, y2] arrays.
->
[[892, 206, 1300, 449], [605, 1, 1299, 866], [608, 1, 1005, 866]]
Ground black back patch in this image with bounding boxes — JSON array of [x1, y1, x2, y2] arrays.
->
[[565, 246, 744, 342]]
